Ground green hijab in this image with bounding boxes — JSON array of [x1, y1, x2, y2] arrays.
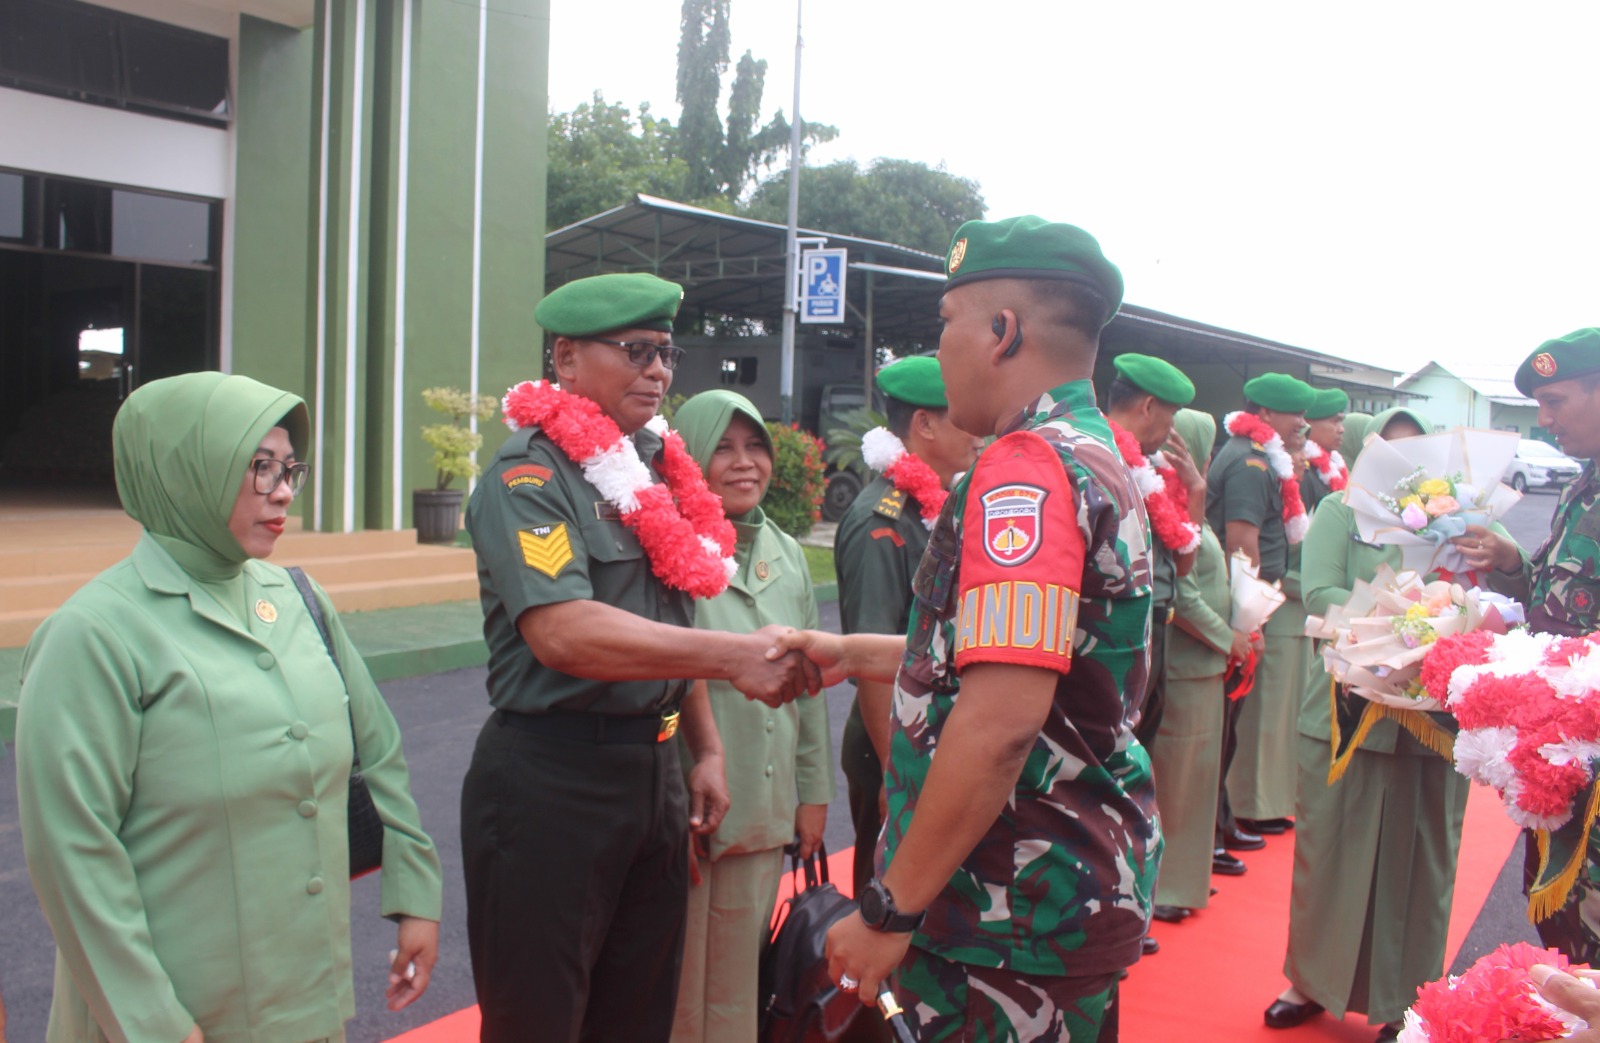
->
[[673, 390, 774, 475], [1364, 405, 1433, 450], [113, 373, 309, 579], [1340, 411, 1373, 464], [1171, 408, 1216, 469]]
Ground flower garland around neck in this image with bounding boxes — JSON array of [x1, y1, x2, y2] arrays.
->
[[501, 380, 736, 598], [1107, 419, 1202, 554], [1303, 440, 1348, 493], [860, 427, 946, 531], [1224, 411, 1310, 543]]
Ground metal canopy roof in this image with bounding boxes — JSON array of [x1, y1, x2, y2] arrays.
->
[[545, 195, 1374, 375]]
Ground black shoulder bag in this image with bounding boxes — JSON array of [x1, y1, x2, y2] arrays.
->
[[288, 567, 385, 879]]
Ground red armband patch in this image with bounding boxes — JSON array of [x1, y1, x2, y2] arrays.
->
[[954, 431, 1086, 674], [870, 526, 907, 547]]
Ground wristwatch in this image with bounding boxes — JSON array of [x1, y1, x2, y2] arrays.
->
[[859, 877, 926, 934]]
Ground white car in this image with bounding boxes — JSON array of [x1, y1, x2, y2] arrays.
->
[[1505, 439, 1582, 493]]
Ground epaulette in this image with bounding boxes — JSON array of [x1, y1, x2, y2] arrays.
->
[[873, 487, 907, 520]]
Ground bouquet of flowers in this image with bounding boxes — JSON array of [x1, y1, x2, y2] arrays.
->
[[1398, 943, 1591, 1042], [1229, 550, 1285, 637], [1344, 428, 1522, 576]]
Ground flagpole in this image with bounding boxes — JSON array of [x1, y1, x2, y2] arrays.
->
[[779, 0, 803, 424]]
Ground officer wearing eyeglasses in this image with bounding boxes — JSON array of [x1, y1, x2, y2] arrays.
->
[[461, 272, 818, 1043]]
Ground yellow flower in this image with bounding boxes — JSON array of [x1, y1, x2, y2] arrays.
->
[[1399, 494, 1423, 510], [1405, 603, 1431, 621], [1417, 478, 1453, 497]]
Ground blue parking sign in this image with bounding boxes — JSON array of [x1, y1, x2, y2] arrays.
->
[[800, 248, 847, 324]]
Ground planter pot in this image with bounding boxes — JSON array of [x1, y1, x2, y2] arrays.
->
[[414, 488, 465, 544]]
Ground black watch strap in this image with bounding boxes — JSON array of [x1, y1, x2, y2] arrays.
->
[[862, 877, 926, 934]]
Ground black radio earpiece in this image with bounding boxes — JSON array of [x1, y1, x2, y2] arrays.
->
[[992, 315, 1006, 337], [994, 314, 1023, 358]]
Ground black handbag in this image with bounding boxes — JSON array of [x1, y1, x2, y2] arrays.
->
[[288, 567, 384, 879], [759, 844, 872, 1043]]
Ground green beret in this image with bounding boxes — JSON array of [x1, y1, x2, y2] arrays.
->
[[1305, 387, 1350, 420], [535, 273, 684, 338], [876, 355, 947, 408], [1111, 353, 1194, 406], [1515, 328, 1600, 396], [1242, 373, 1316, 413], [944, 215, 1124, 322]]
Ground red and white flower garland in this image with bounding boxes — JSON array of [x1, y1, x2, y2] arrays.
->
[[860, 427, 946, 531], [1107, 420, 1202, 554], [1304, 440, 1348, 492], [1423, 627, 1600, 832], [501, 380, 736, 598], [1223, 411, 1311, 543], [1399, 942, 1589, 1043]]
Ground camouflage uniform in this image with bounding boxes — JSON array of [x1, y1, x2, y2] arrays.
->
[[1493, 461, 1600, 961], [882, 380, 1160, 1041]]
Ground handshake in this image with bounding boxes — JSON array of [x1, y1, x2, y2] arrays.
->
[[728, 628, 901, 708]]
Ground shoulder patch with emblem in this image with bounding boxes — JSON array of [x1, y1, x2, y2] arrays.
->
[[518, 523, 574, 578], [504, 463, 553, 490], [870, 526, 907, 547], [873, 488, 907, 520]]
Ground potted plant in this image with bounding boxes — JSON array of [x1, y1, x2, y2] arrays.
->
[[415, 386, 498, 543]]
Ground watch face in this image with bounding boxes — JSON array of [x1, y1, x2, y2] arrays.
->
[[860, 881, 886, 924]]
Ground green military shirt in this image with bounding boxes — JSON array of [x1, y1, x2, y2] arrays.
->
[[1207, 434, 1290, 582], [834, 474, 930, 637], [1300, 464, 1333, 514], [466, 424, 694, 714], [1514, 462, 1600, 637], [1150, 541, 1176, 615]]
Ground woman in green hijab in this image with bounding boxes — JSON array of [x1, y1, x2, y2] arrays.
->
[[1150, 409, 1259, 920], [17, 373, 443, 1043], [1265, 407, 1499, 1040], [668, 390, 834, 1043]]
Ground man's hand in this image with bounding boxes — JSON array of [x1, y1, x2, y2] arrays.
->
[[794, 803, 828, 860], [1228, 628, 1253, 663], [180, 1027, 203, 1043], [1502, 964, 1600, 1042], [768, 629, 851, 687], [1451, 524, 1523, 574], [825, 913, 912, 1006], [688, 751, 729, 840], [386, 917, 439, 1011], [730, 626, 821, 706]]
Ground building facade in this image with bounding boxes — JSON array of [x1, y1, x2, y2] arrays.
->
[[0, 0, 549, 530]]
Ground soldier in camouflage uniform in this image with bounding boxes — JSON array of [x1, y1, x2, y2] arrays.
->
[[1466, 328, 1600, 963], [775, 216, 1160, 1042], [835, 356, 982, 900]]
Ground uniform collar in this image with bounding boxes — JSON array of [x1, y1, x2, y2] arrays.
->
[[1002, 379, 1096, 436], [130, 532, 287, 640]]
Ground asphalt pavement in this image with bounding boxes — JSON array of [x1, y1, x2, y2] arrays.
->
[[0, 487, 1573, 1041]]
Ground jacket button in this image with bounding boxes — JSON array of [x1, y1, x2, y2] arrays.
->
[[256, 652, 275, 670], [764, 764, 774, 778], [765, 719, 775, 733], [298, 800, 318, 818], [306, 876, 325, 895], [289, 722, 310, 740]]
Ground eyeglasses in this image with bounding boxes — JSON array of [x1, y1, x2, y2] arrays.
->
[[583, 337, 685, 371], [249, 458, 310, 495]]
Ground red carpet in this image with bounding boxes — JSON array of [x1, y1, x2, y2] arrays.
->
[[388, 788, 1520, 1043]]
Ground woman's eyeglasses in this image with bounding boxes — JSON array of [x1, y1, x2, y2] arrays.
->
[[583, 337, 685, 371], [250, 459, 311, 495]]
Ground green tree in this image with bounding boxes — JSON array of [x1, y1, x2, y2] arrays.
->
[[546, 93, 690, 231], [744, 158, 987, 255]]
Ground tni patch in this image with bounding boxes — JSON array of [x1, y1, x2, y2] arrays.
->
[[519, 524, 574, 578], [980, 484, 1046, 566], [504, 463, 553, 490]]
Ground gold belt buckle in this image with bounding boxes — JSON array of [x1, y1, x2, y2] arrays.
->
[[1166, 605, 1176, 625], [657, 710, 681, 743]]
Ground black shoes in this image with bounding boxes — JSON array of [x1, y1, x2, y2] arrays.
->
[[1151, 904, 1192, 923], [1212, 848, 1247, 876], [1263, 998, 1324, 1029], [1221, 826, 1266, 851], [1141, 935, 1160, 955], [1239, 817, 1293, 835]]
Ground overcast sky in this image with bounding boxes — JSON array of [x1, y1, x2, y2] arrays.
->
[[547, 1, 1598, 378]]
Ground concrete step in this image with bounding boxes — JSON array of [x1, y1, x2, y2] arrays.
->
[[0, 525, 427, 580]]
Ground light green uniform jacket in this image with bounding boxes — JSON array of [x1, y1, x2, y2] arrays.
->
[[16, 374, 442, 1043]]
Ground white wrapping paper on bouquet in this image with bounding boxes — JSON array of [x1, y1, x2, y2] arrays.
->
[[1303, 564, 1515, 710], [1229, 551, 1285, 635], [1343, 428, 1522, 576]]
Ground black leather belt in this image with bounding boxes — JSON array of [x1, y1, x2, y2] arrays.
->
[[495, 707, 680, 745]]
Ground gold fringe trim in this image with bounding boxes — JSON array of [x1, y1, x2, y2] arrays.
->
[[1327, 686, 1385, 785], [1529, 782, 1600, 924], [1381, 706, 1456, 762]]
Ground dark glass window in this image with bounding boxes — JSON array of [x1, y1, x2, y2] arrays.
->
[[0, 0, 229, 126], [0, 172, 27, 240], [46, 180, 111, 254], [112, 191, 211, 265]]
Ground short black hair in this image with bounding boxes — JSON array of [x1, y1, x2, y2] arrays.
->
[[885, 396, 922, 440], [1024, 279, 1111, 339], [1105, 375, 1152, 414]]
